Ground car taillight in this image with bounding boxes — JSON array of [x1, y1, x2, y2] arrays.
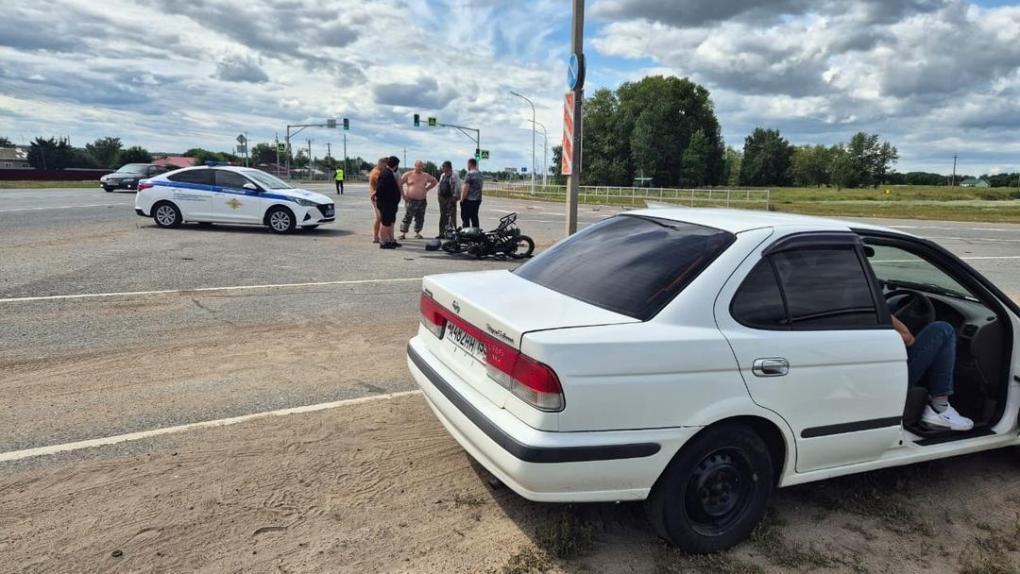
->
[[419, 291, 447, 338], [137, 181, 154, 191], [420, 292, 564, 412], [484, 338, 563, 411]]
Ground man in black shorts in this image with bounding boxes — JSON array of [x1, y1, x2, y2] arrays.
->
[[376, 156, 402, 249]]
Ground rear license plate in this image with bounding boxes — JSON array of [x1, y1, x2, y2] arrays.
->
[[446, 322, 486, 363]]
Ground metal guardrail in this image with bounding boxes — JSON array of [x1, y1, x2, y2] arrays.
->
[[487, 183, 771, 210]]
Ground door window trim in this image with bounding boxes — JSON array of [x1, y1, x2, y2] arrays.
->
[[730, 232, 892, 331]]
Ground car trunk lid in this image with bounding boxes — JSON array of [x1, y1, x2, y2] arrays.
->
[[420, 270, 638, 409]]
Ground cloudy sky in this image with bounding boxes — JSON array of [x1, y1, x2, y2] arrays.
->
[[1, 0, 1018, 175]]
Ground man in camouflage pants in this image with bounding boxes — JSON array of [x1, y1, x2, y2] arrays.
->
[[399, 160, 438, 239]]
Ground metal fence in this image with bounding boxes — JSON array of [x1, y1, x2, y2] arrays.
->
[[487, 182, 772, 210]]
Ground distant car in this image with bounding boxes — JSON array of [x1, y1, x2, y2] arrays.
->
[[134, 166, 336, 233], [408, 208, 1020, 553], [100, 163, 164, 192]]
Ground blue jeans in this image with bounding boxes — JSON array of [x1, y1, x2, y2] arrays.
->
[[907, 321, 956, 397]]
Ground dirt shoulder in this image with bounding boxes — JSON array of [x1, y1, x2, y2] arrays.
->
[[3, 393, 1020, 574]]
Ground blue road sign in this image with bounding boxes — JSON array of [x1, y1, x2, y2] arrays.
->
[[567, 53, 585, 90]]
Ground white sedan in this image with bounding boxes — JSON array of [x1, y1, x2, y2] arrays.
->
[[134, 166, 335, 233], [407, 208, 1020, 552]]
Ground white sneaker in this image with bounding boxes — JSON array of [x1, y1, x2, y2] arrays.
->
[[921, 405, 974, 431]]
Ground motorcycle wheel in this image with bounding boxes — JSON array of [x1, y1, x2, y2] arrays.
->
[[510, 236, 535, 259], [441, 241, 462, 254]]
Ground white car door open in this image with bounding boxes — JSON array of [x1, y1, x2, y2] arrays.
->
[[716, 232, 907, 474]]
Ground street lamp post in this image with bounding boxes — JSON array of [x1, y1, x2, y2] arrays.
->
[[510, 90, 537, 195], [531, 120, 548, 189]]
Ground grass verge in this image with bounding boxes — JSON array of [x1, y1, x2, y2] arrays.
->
[[0, 180, 101, 189]]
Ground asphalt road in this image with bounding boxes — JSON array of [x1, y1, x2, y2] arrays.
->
[[2, 184, 1019, 465]]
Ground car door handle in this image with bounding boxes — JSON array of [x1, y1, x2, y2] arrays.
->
[[753, 358, 789, 377]]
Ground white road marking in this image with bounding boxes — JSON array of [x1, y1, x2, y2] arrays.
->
[[927, 236, 1020, 243], [0, 390, 423, 463], [0, 203, 129, 213], [960, 256, 1020, 261], [0, 277, 421, 304]]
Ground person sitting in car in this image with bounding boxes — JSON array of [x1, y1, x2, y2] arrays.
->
[[892, 316, 974, 431]]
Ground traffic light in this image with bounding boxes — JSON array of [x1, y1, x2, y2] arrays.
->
[[413, 114, 420, 127], [474, 148, 480, 160], [343, 118, 349, 130]]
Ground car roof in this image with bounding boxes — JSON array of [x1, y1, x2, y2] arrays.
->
[[173, 165, 249, 172], [627, 207, 910, 236]]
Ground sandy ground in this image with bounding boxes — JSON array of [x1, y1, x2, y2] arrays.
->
[[2, 393, 1019, 574]]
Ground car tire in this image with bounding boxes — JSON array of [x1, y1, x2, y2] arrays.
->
[[103, 187, 114, 193], [152, 201, 183, 228], [266, 206, 296, 234], [645, 424, 773, 554]]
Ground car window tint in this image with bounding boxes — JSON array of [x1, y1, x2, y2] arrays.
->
[[771, 247, 878, 328], [731, 260, 787, 328], [514, 215, 735, 320], [216, 170, 251, 189], [167, 169, 214, 186]]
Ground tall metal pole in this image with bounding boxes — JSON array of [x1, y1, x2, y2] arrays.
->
[[532, 121, 548, 189], [952, 154, 958, 187], [343, 132, 348, 181], [510, 91, 537, 195], [566, 0, 584, 234]]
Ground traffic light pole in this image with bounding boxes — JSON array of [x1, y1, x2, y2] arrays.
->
[[285, 121, 336, 179], [437, 122, 481, 162]]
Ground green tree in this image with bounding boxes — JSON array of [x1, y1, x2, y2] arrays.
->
[[680, 129, 710, 187], [69, 147, 100, 168], [576, 75, 725, 187], [550, 145, 565, 184], [739, 128, 794, 186], [85, 137, 122, 169], [581, 88, 628, 186], [119, 146, 153, 164], [722, 147, 742, 187], [844, 132, 898, 188], [829, 145, 857, 190], [27, 137, 72, 170], [791, 145, 833, 187], [0, 136, 13, 147]]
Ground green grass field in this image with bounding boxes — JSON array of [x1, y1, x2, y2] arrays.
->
[[0, 180, 100, 189], [488, 184, 1020, 223]]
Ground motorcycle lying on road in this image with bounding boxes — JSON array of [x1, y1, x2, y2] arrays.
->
[[430, 212, 535, 259]]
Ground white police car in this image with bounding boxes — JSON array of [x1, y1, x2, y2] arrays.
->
[[134, 166, 335, 233]]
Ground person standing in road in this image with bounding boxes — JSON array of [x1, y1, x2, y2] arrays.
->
[[460, 157, 483, 228], [368, 158, 388, 244], [399, 160, 438, 240], [334, 165, 345, 195], [376, 157, 402, 248], [436, 160, 459, 238]]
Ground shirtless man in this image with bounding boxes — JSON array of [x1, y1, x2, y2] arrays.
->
[[399, 160, 439, 240]]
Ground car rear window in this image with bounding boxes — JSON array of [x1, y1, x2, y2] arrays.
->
[[514, 215, 735, 320], [167, 169, 214, 185]]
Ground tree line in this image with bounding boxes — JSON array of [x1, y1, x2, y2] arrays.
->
[[548, 75, 1018, 189]]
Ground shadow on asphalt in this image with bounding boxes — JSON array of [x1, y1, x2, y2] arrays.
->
[[141, 223, 355, 237]]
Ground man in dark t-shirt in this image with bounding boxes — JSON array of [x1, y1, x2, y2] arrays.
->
[[376, 156, 402, 249]]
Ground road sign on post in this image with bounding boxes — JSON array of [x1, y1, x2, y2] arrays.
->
[[428, 117, 437, 127], [276, 142, 286, 153], [326, 118, 337, 128], [480, 150, 490, 160], [561, 91, 575, 175]]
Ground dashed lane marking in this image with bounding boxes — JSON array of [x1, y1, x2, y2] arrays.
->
[[0, 391, 423, 463], [0, 277, 421, 304]]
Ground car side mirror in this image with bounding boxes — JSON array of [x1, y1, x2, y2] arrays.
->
[[242, 182, 258, 191]]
